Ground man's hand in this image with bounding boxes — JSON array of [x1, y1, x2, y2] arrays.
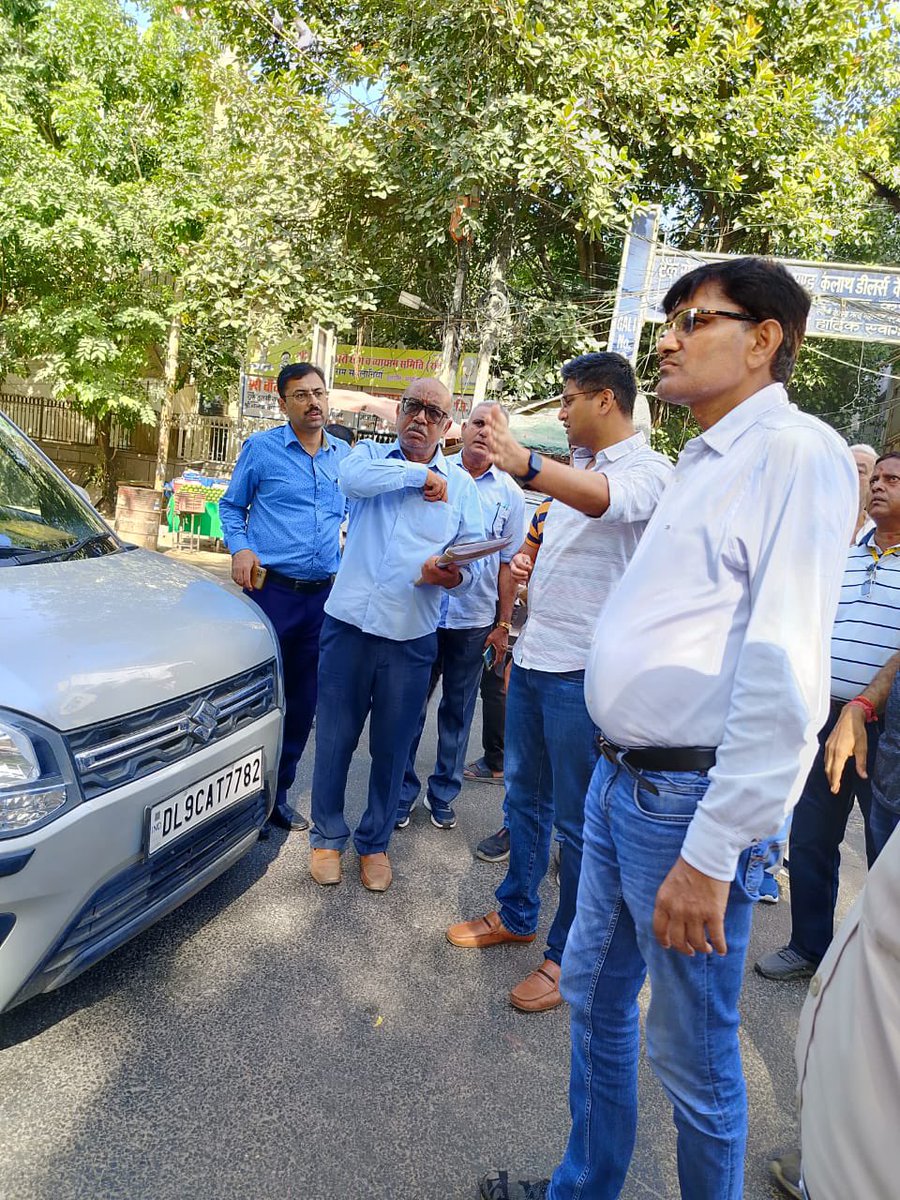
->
[[422, 471, 448, 503], [824, 704, 868, 793], [652, 857, 730, 956], [483, 624, 509, 659], [232, 548, 261, 589], [419, 555, 463, 588], [483, 406, 530, 476], [509, 551, 534, 583]]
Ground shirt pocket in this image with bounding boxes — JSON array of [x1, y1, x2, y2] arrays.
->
[[317, 470, 345, 517], [490, 502, 511, 538], [416, 496, 459, 548]]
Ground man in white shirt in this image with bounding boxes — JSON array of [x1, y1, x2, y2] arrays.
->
[[397, 403, 526, 831], [477, 259, 857, 1200], [446, 352, 671, 1014]]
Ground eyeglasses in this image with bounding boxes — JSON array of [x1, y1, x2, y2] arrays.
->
[[659, 308, 762, 339], [559, 389, 601, 406], [400, 396, 449, 425], [286, 387, 326, 402]]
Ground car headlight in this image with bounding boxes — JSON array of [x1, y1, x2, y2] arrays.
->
[[0, 715, 80, 837]]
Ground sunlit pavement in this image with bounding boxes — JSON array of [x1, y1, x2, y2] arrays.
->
[[0, 551, 867, 1199]]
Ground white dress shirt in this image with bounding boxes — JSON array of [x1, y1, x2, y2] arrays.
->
[[585, 384, 857, 881], [514, 432, 672, 673]]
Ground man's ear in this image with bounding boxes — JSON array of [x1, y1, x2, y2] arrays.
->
[[749, 318, 784, 371]]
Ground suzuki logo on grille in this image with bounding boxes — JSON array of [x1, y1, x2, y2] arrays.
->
[[187, 699, 220, 744]]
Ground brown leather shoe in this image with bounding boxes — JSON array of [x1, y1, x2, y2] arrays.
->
[[310, 848, 341, 886], [446, 910, 536, 948], [359, 852, 392, 892], [509, 959, 563, 1012]]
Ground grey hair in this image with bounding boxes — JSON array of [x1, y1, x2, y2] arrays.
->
[[849, 443, 878, 459]]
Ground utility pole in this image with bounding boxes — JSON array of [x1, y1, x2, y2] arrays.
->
[[438, 242, 469, 389]]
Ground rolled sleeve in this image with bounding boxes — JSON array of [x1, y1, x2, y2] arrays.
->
[[601, 459, 672, 525], [680, 431, 857, 881]]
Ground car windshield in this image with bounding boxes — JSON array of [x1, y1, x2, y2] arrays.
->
[[0, 409, 119, 560]]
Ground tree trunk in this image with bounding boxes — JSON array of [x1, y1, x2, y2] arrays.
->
[[95, 413, 116, 511]]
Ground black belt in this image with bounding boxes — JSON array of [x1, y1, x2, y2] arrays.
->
[[265, 569, 335, 594], [596, 735, 717, 795]]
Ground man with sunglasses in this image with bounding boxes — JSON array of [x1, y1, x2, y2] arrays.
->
[[479, 259, 857, 1200], [756, 449, 900, 985], [307, 377, 484, 891], [219, 361, 350, 837]]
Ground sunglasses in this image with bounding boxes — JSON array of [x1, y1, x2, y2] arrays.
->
[[400, 396, 448, 425], [659, 308, 761, 338]]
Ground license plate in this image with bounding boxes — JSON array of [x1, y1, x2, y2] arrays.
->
[[146, 749, 264, 856]]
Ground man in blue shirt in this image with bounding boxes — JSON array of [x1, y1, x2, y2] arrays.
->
[[219, 362, 350, 836], [397, 402, 526, 831], [308, 377, 485, 892]]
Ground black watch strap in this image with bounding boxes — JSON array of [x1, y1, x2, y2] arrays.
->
[[515, 450, 543, 484]]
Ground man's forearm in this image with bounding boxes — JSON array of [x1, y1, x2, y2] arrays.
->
[[497, 562, 516, 624], [859, 650, 900, 713], [527, 457, 611, 518]]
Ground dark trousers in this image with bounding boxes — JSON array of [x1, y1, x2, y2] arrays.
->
[[246, 579, 329, 818], [401, 623, 492, 813], [788, 702, 880, 964], [310, 616, 437, 856], [479, 662, 507, 773]]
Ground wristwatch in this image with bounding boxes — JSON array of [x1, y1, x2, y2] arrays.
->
[[514, 450, 543, 484], [495, 621, 512, 632]]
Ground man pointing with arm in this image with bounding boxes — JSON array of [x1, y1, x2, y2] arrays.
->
[[308, 377, 484, 892]]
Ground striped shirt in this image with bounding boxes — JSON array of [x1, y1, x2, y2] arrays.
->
[[830, 527, 900, 701], [514, 432, 672, 673], [524, 499, 551, 550]]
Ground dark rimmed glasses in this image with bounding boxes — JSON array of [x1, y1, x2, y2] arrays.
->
[[400, 396, 449, 425]]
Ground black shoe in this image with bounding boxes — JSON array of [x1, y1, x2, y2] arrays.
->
[[269, 807, 310, 832], [476, 827, 510, 862], [480, 1169, 550, 1200]]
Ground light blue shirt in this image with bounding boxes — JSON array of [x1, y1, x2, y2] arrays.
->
[[219, 424, 350, 579], [441, 454, 527, 630], [326, 439, 486, 641]]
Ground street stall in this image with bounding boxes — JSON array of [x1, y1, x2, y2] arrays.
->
[[165, 471, 231, 548]]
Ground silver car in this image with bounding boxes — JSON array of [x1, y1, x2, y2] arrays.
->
[[0, 409, 283, 1013]]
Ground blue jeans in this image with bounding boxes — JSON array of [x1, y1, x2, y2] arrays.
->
[[246, 579, 329, 819], [549, 756, 755, 1200], [310, 617, 437, 855], [869, 796, 900, 857], [495, 665, 598, 967], [788, 704, 880, 964], [400, 623, 492, 814]]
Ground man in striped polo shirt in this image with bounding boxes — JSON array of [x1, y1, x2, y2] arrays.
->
[[756, 449, 900, 982]]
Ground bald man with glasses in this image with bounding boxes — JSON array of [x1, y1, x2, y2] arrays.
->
[[307, 377, 485, 892]]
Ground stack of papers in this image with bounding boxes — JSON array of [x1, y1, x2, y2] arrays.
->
[[414, 535, 512, 585]]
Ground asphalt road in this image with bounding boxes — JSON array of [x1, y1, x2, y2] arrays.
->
[[0, 551, 868, 1200]]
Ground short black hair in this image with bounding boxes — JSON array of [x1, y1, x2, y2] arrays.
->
[[661, 257, 811, 384], [875, 451, 900, 468], [325, 422, 356, 445], [276, 361, 327, 399], [560, 352, 638, 416]]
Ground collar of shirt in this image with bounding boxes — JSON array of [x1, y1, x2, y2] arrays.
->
[[446, 451, 500, 482], [572, 431, 648, 471], [687, 382, 788, 458], [386, 439, 449, 476], [282, 423, 337, 454]]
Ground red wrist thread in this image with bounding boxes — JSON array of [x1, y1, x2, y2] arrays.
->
[[848, 696, 878, 724]]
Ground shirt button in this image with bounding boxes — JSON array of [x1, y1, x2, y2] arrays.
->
[[809, 975, 821, 997]]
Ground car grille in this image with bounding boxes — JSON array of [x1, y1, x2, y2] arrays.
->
[[11, 791, 267, 1009], [67, 661, 278, 800]]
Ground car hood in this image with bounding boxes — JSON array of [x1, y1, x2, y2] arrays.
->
[[0, 549, 277, 731]]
